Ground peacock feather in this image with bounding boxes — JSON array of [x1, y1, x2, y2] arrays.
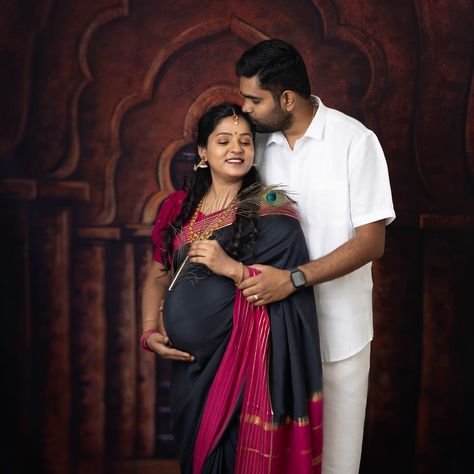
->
[[168, 184, 294, 291]]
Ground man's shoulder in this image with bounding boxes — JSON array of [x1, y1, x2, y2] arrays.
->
[[324, 104, 373, 139]]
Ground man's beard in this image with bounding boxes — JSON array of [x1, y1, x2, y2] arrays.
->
[[253, 106, 293, 133]]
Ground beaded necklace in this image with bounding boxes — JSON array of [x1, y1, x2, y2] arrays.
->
[[187, 195, 238, 242]]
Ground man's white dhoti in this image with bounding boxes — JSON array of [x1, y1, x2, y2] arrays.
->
[[322, 343, 371, 474]]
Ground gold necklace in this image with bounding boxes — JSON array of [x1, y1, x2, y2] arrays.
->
[[188, 195, 238, 242]]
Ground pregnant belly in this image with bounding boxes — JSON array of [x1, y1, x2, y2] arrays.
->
[[163, 274, 235, 353]]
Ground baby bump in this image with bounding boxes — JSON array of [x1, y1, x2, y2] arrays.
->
[[163, 274, 235, 353]]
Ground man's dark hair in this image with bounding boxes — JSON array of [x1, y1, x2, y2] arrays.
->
[[236, 39, 311, 99]]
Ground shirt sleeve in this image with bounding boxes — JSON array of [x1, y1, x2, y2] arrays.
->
[[151, 190, 186, 263], [348, 131, 396, 228]]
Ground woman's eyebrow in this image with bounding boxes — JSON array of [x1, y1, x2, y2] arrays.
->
[[215, 132, 252, 137]]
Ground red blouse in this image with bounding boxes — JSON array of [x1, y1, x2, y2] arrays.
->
[[151, 190, 186, 263]]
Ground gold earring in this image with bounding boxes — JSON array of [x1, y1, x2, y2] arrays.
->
[[193, 157, 208, 172]]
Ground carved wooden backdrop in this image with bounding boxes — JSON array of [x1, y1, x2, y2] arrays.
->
[[1, 1, 473, 473]]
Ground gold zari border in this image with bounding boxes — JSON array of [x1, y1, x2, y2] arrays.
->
[[241, 391, 323, 431]]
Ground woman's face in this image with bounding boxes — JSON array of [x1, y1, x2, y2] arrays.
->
[[198, 116, 254, 185]]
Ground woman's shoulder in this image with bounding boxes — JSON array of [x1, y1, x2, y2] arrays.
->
[[258, 189, 299, 220], [259, 202, 299, 219], [154, 190, 187, 228], [163, 189, 187, 207], [159, 190, 187, 215], [252, 201, 308, 264]]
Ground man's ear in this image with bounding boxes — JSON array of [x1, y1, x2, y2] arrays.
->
[[280, 90, 296, 112]]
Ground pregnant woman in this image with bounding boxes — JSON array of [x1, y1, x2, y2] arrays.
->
[[140, 103, 323, 474]]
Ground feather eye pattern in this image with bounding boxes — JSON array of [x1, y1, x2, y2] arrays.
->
[[262, 188, 291, 206], [234, 183, 294, 218]]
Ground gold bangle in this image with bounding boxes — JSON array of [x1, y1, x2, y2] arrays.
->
[[234, 262, 245, 286]]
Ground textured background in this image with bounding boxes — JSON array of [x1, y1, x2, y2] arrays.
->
[[1, 1, 473, 473]]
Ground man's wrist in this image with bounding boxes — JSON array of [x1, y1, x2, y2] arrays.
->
[[289, 267, 307, 289]]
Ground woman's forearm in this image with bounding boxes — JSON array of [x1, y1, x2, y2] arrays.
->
[[141, 261, 171, 332]]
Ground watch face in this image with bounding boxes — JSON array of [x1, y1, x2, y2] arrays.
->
[[291, 269, 306, 288]]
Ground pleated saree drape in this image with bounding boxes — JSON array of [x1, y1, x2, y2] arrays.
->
[[159, 198, 323, 473]]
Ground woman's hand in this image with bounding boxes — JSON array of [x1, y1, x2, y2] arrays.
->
[[146, 332, 195, 362], [188, 239, 242, 282]]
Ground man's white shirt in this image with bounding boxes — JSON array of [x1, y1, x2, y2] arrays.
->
[[255, 97, 395, 362]]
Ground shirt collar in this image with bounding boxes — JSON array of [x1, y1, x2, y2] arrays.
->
[[266, 95, 327, 146]]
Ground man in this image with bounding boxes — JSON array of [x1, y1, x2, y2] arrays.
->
[[235, 39, 395, 474]]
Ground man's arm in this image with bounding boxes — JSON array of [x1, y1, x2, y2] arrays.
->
[[238, 220, 386, 305]]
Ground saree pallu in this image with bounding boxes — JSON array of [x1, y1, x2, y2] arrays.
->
[[163, 206, 323, 473]]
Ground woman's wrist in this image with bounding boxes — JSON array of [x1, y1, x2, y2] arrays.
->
[[140, 328, 157, 352], [141, 317, 158, 332], [232, 262, 244, 286], [232, 261, 247, 286]]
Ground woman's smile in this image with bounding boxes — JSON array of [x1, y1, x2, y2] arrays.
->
[[225, 157, 245, 164], [198, 116, 254, 183]]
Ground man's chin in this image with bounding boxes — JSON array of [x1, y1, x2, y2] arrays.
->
[[254, 123, 278, 133]]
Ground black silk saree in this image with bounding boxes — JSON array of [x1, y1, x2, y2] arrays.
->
[[162, 203, 323, 474]]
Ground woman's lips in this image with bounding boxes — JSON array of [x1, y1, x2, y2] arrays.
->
[[225, 158, 244, 164]]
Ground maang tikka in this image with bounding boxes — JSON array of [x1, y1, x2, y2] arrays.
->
[[231, 107, 239, 125]]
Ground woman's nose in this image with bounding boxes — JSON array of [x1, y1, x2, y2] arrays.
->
[[230, 139, 243, 152]]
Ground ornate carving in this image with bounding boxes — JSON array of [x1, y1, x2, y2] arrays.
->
[[71, 244, 106, 473], [94, 16, 269, 225], [413, 0, 474, 204], [48, 0, 130, 179], [311, 0, 388, 117], [0, 0, 54, 157]]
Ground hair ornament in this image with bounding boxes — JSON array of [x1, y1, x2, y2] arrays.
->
[[230, 107, 239, 125]]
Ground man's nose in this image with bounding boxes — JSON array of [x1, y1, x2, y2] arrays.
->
[[242, 101, 251, 114]]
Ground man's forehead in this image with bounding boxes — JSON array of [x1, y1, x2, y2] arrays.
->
[[239, 76, 270, 97]]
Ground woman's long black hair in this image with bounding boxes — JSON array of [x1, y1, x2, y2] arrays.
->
[[161, 103, 261, 271]]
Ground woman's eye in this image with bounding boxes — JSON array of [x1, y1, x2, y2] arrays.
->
[[240, 141, 251, 146], [217, 141, 229, 145]]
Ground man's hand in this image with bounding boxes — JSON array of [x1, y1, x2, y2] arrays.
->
[[238, 264, 295, 306]]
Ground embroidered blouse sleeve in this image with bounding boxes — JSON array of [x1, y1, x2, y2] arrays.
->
[[151, 190, 186, 263]]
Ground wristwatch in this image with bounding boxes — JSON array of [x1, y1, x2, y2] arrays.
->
[[290, 268, 307, 289]]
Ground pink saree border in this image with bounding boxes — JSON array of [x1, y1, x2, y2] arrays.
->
[[175, 201, 299, 250], [192, 268, 323, 474]]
